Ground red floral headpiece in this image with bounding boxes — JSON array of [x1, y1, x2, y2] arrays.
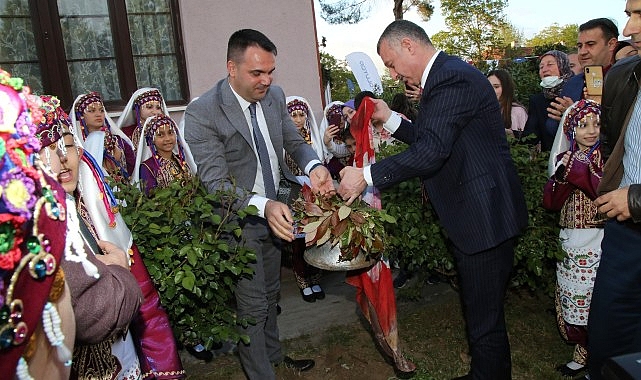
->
[[36, 96, 70, 147]]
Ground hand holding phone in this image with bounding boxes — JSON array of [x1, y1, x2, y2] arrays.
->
[[584, 65, 603, 96]]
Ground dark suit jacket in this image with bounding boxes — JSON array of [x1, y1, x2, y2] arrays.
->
[[371, 52, 528, 254], [522, 92, 556, 151], [183, 78, 318, 212]]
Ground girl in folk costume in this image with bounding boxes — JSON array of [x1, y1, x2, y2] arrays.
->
[[131, 115, 209, 361], [132, 114, 195, 196], [36, 95, 145, 380], [117, 88, 168, 153], [284, 96, 324, 302], [37, 97, 185, 379], [344, 96, 415, 374], [70, 91, 136, 184], [0, 70, 75, 380], [319, 101, 348, 176], [543, 99, 605, 377]]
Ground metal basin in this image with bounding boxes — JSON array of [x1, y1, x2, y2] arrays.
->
[[304, 243, 375, 271]]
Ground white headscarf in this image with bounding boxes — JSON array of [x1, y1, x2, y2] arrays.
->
[[64, 116, 135, 254], [131, 114, 197, 188], [116, 87, 169, 134], [285, 95, 326, 162], [70, 92, 134, 174]]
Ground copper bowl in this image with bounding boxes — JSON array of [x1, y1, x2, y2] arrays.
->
[[304, 243, 376, 271]]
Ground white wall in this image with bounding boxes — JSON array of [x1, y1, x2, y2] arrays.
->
[[178, 0, 325, 122]]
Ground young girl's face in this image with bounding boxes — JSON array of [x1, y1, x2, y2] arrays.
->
[[344, 136, 356, 154], [39, 131, 82, 194], [574, 112, 600, 150], [82, 101, 106, 131], [487, 75, 502, 101], [342, 106, 355, 124], [140, 100, 163, 123], [153, 124, 177, 157], [290, 110, 307, 130]]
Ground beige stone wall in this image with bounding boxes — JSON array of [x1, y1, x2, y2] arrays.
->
[[178, 0, 325, 122]]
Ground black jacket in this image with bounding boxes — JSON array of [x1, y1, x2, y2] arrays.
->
[[601, 54, 641, 222]]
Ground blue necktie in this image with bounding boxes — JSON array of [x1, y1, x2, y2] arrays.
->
[[249, 103, 277, 199]]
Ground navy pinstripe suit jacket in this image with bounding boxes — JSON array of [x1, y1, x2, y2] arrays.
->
[[372, 52, 528, 254]]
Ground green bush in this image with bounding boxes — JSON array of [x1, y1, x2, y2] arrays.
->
[[378, 137, 563, 293], [116, 177, 257, 348]]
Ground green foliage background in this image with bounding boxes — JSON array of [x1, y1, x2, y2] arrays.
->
[[116, 177, 257, 348]]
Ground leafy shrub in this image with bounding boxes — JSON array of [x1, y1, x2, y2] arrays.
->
[[116, 177, 257, 348]]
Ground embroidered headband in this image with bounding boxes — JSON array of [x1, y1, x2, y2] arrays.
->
[[326, 103, 343, 123], [73, 91, 102, 116], [134, 89, 163, 109], [36, 96, 71, 147], [563, 99, 601, 138], [144, 114, 177, 142], [287, 99, 309, 115]]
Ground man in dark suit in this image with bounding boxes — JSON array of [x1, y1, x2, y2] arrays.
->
[[338, 20, 528, 380], [183, 29, 334, 380]]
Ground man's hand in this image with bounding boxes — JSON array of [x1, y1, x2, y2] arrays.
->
[[547, 96, 574, 121], [405, 83, 422, 103], [595, 187, 631, 221], [96, 240, 129, 268], [310, 165, 336, 197], [338, 166, 367, 205], [265, 200, 295, 242], [371, 99, 393, 125]]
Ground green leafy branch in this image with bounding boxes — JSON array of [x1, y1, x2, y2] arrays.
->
[[292, 184, 396, 262]]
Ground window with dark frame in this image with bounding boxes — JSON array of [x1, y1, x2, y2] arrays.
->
[[0, 0, 188, 110]]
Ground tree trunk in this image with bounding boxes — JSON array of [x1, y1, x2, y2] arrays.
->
[[393, 0, 404, 19]]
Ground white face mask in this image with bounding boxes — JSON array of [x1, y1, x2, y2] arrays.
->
[[540, 76, 563, 88]]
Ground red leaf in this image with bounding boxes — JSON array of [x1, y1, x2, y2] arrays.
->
[[304, 202, 324, 217], [301, 184, 315, 203]]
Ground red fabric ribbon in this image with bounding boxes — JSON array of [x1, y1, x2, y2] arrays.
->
[[349, 97, 376, 169]]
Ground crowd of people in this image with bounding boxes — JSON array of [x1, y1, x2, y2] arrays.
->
[[2, 1, 641, 379]]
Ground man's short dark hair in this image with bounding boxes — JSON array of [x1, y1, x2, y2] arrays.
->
[[227, 29, 277, 62], [354, 90, 376, 110], [579, 18, 619, 41], [377, 20, 432, 54]]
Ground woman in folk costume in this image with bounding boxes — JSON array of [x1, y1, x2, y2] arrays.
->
[[131, 114, 195, 196], [344, 96, 415, 374], [36, 95, 145, 380], [0, 70, 75, 380], [70, 91, 136, 184], [318, 101, 348, 177], [37, 96, 185, 379], [284, 96, 325, 302], [543, 99, 605, 377], [117, 88, 168, 152]]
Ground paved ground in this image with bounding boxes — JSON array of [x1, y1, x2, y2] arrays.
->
[[180, 265, 458, 367]]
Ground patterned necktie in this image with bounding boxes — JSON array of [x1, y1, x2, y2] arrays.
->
[[249, 103, 277, 199]]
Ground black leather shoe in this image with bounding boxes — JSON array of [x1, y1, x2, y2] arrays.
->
[[300, 288, 315, 303], [186, 344, 213, 362], [312, 285, 325, 300], [451, 374, 471, 380], [282, 356, 315, 372], [555, 363, 585, 377]]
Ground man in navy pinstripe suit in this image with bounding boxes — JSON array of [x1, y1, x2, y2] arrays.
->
[[338, 20, 528, 380]]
